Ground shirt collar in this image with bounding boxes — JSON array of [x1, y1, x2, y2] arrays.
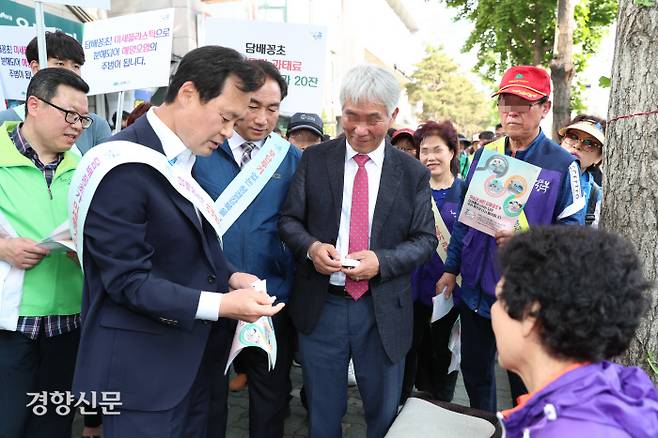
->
[[11, 123, 64, 166], [228, 130, 266, 153], [345, 138, 386, 167], [146, 106, 190, 162], [507, 129, 545, 159]]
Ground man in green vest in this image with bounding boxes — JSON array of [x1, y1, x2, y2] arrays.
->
[[0, 68, 90, 438]]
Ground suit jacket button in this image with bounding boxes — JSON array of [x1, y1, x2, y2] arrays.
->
[[207, 274, 216, 284]]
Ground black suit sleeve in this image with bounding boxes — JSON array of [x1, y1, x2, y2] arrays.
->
[[278, 149, 319, 259], [83, 164, 202, 331], [373, 168, 437, 281]]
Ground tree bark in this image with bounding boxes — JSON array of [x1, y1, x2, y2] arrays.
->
[[550, 0, 576, 140], [604, 0, 658, 384]]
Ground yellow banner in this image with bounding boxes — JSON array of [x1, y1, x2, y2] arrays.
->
[[431, 196, 462, 287]]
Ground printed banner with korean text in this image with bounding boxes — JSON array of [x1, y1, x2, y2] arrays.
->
[[203, 18, 327, 116], [81, 8, 174, 95], [0, 25, 55, 100]]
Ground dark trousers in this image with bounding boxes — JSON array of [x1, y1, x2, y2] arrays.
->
[[402, 302, 459, 403], [237, 308, 294, 438], [104, 323, 229, 438], [458, 302, 498, 412], [0, 327, 80, 438], [299, 294, 404, 438]]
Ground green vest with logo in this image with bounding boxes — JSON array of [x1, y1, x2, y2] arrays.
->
[[0, 121, 83, 316]]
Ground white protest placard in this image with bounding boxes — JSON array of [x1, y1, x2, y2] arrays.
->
[[81, 8, 174, 95], [0, 25, 55, 100], [0, 82, 6, 110], [203, 18, 327, 116], [41, 0, 111, 9]]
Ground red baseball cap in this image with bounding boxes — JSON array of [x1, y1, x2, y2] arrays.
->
[[391, 128, 415, 143], [492, 66, 551, 101]]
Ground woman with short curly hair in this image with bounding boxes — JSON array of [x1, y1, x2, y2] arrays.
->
[[493, 226, 658, 437]]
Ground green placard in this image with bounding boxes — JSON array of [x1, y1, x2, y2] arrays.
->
[[0, 0, 84, 41]]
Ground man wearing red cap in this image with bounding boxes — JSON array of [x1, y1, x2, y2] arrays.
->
[[391, 128, 417, 157], [436, 65, 585, 412]]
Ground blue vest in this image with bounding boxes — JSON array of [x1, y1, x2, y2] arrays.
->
[[411, 178, 464, 306], [194, 140, 301, 302]]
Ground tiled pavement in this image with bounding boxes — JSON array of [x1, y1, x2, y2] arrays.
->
[[73, 364, 512, 437], [225, 363, 512, 438]]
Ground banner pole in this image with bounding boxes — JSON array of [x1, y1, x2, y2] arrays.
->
[[34, 1, 48, 68], [114, 90, 124, 134]]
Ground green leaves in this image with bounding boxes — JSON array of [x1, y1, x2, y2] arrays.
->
[[406, 45, 495, 134], [634, 0, 655, 7], [441, 0, 617, 93], [599, 76, 611, 88]]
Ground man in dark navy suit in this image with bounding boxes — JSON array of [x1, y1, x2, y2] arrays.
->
[[72, 46, 284, 438]]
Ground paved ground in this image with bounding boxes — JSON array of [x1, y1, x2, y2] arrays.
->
[[73, 364, 512, 437]]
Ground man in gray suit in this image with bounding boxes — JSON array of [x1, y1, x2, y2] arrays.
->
[[278, 64, 437, 438]]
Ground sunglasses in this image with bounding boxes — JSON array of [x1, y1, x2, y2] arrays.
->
[[564, 133, 602, 152]]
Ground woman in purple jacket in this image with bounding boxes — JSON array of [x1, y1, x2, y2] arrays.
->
[[401, 120, 465, 403], [493, 226, 658, 437]]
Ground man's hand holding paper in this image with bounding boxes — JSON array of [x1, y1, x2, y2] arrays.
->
[[219, 287, 283, 323], [228, 272, 261, 291], [494, 229, 515, 247], [436, 272, 457, 299], [0, 237, 49, 270], [224, 279, 279, 374], [342, 250, 379, 281]]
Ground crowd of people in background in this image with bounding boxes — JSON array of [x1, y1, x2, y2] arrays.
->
[[0, 29, 657, 438]]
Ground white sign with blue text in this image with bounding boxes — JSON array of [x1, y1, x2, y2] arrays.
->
[[203, 18, 327, 116], [0, 25, 55, 100], [81, 8, 174, 95]]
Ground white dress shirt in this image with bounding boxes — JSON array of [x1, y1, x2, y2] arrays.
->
[[227, 131, 265, 166], [146, 107, 222, 321], [329, 139, 385, 286]]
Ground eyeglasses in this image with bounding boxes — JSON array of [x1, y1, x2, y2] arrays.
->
[[38, 97, 93, 129], [395, 145, 416, 153], [563, 133, 602, 152], [497, 97, 546, 114]]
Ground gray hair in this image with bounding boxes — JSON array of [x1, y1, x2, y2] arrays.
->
[[339, 64, 401, 116]]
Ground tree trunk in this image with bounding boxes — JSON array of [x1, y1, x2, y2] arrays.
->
[[550, 0, 576, 140], [604, 0, 658, 384]]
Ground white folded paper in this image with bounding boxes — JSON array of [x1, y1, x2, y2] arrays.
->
[[340, 257, 361, 268], [38, 222, 75, 253], [431, 287, 454, 323], [447, 317, 461, 374], [224, 279, 278, 374]]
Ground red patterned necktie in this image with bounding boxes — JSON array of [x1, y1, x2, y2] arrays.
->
[[345, 154, 370, 300]]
